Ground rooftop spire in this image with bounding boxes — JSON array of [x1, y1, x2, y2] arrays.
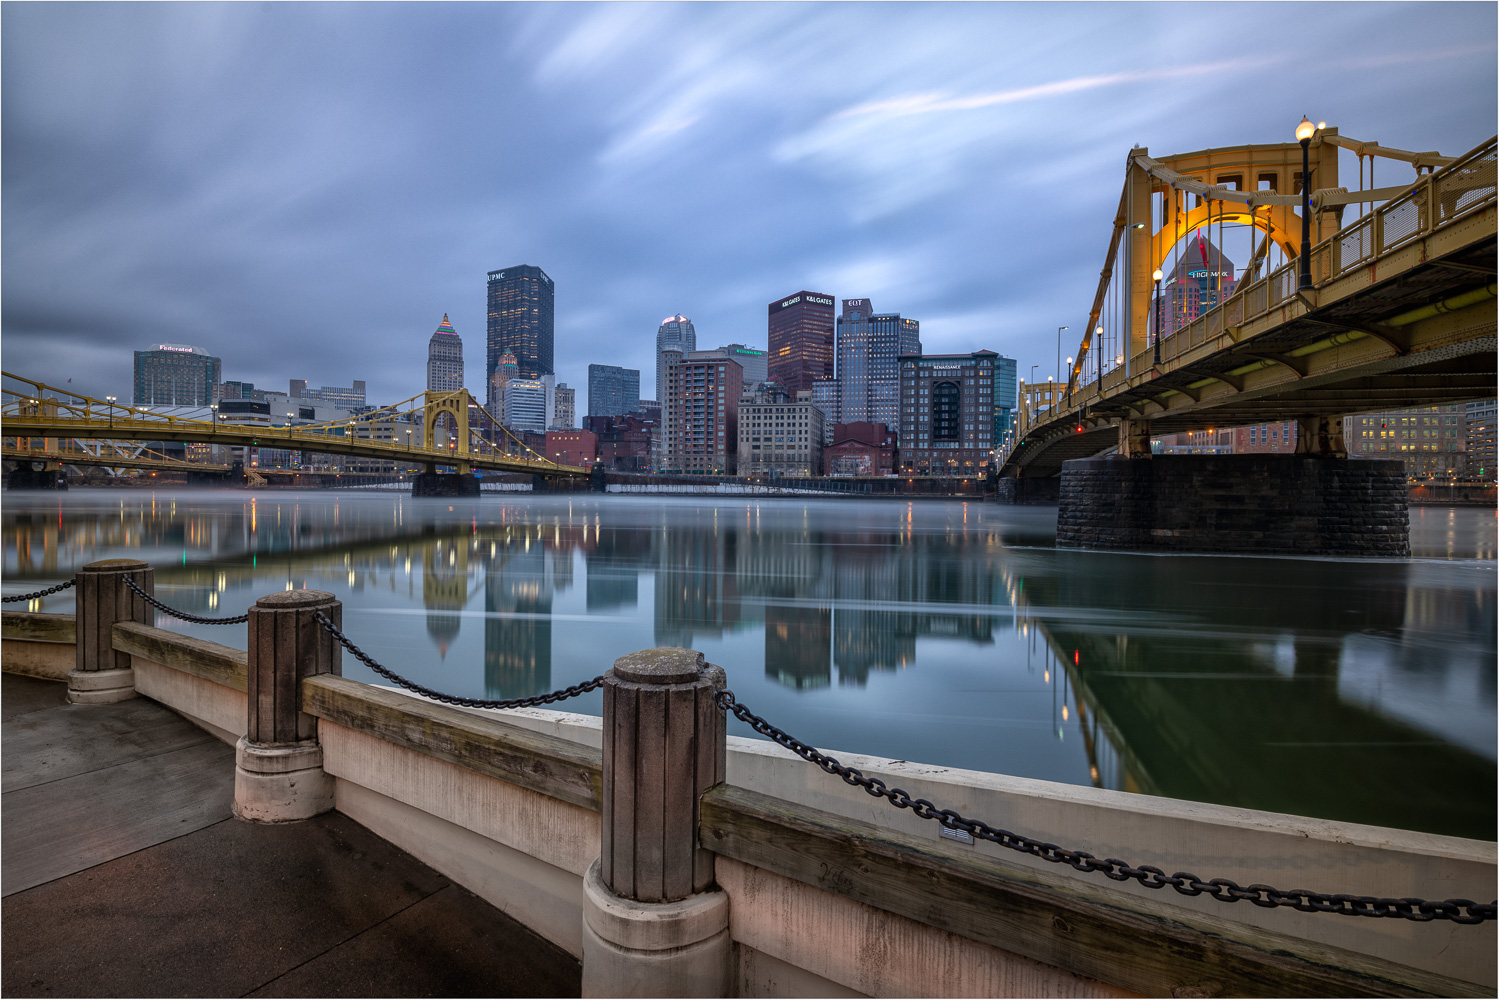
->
[[434, 313, 458, 335]]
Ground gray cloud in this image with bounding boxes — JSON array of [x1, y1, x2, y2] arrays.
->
[[4, 2, 1495, 406]]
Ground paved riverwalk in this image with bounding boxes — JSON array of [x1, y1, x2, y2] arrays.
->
[[1, 674, 580, 998]]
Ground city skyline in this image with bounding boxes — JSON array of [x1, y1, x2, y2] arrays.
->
[[3, 5, 1494, 407]]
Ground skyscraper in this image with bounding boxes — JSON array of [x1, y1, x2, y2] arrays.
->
[[768, 291, 835, 393], [655, 314, 696, 407], [1154, 235, 1238, 338], [133, 344, 221, 406], [836, 299, 920, 427], [588, 364, 641, 418], [899, 350, 1000, 476], [553, 383, 575, 429], [664, 354, 741, 474], [486, 265, 554, 409], [426, 313, 463, 393]]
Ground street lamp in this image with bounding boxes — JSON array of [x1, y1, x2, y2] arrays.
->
[[1065, 356, 1073, 403], [1296, 115, 1316, 290], [1094, 325, 1103, 380], [105, 396, 116, 429], [1152, 268, 1164, 365], [1056, 326, 1068, 388], [209, 403, 218, 433]]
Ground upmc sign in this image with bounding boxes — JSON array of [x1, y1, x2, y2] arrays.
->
[[770, 292, 835, 313]]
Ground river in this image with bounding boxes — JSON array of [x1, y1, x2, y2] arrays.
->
[[5, 488, 1494, 839]]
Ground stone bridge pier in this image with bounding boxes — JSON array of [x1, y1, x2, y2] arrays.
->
[[1054, 416, 1409, 556]]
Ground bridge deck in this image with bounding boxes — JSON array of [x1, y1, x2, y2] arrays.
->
[[1, 674, 579, 998]]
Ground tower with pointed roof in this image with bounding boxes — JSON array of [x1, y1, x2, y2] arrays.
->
[[427, 313, 464, 393]]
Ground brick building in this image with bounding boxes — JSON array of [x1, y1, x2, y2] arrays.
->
[[897, 351, 999, 476], [545, 429, 598, 467], [664, 355, 741, 474], [585, 414, 656, 471], [825, 422, 896, 476]]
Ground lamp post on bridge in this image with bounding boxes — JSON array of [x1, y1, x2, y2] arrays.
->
[[105, 396, 116, 429], [1065, 357, 1073, 404], [1296, 115, 1316, 291], [1152, 268, 1164, 366], [1055, 325, 1068, 392]]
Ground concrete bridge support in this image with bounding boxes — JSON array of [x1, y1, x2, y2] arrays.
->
[[1057, 455, 1409, 555], [411, 472, 480, 497], [582, 648, 730, 998], [234, 590, 340, 823], [6, 465, 67, 490]]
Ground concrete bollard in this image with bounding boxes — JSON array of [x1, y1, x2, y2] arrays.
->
[[234, 589, 341, 823], [70, 558, 154, 704], [582, 647, 729, 999]]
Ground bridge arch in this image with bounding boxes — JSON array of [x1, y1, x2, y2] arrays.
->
[[1155, 202, 1303, 271]]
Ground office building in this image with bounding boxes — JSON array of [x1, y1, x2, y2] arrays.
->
[[487, 265, 554, 408], [133, 344, 221, 407], [664, 354, 741, 474], [553, 383, 575, 429], [720, 344, 767, 390], [1345, 405, 1468, 479], [546, 428, 597, 466], [1466, 399, 1495, 479], [810, 377, 841, 445], [291, 379, 366, 410], [768, 290, 835, 393], [837, 298, 920, 427], [426, 313, 463, 393], [989, 355, 1019, 454], [898, 350, 1000, 476], [213, 380, 265, 403], [655, 314, 696, 407], [1154, 235, 1238, 339], [585, 414, 656, 471], [488, 352, 518, 420], [504, 375, 554, 433], [588, 364, 641, 418], [738, 385, 824, 478]]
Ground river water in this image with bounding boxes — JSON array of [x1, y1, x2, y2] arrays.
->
[[5, 489, 1494, 839]]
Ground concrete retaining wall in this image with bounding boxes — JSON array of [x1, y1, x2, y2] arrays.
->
[[1057, 456, 1410, 555], [4, 615, 1492, 996]]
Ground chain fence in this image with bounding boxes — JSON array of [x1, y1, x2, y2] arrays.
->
[[122, 576, 250, 625], [713, 684, 1496, 925], [311, 611, 605, 710], [1, 580, 76, 604], [47, 573, 1486, 926]]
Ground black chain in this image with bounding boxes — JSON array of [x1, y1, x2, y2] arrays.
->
[[713, 686, 1496, 925], [2, 580, 76, 603], [312, 611, 605, 709], [122, 576, 250, 625]]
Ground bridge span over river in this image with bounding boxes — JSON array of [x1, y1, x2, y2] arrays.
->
[[1000, 128, 1495, 554]]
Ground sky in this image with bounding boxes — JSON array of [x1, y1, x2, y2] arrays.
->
[[3, 2, 1495, 410]]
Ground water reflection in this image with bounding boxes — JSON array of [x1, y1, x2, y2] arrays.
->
[[4, 490, 1493, 838]]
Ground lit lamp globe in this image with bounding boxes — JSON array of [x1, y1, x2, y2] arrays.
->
[[1152, 268, 1164, 282], [1295, 115, 1316, 143]]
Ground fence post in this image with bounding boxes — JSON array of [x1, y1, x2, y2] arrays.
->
[[234, 589, 341, 823], [70, 558, 153, 704], [582, 647, 729, 998]]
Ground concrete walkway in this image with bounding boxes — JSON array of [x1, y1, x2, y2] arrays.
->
[[1, 673, 581, 998]]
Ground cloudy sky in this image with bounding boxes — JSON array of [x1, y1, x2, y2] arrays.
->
[[4, 2, 1495, 409]]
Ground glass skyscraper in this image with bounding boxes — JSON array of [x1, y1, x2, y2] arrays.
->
[[768, 290, 835, 393], [588, 364, 641, 418], [133, 344, 221, 407], [486, 265, 554, 410], [655, 314, 696, 407], [836, 298, 920, 428]]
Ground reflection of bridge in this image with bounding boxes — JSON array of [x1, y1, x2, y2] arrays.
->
[[1004, 132, 1494, 477], [2, 444, 232, 477], [2, 373, 588, 489], [1015, 557, 1495, 840]]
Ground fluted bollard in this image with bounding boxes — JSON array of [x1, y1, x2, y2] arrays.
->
[[234, 590, 341, 823], [582, 648, 729, 998], [70, 558, 153, 704]]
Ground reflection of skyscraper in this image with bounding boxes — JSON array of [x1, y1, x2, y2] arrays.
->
[[765, 605, 831, 689], [654, 525, 739, 649], [586, 526, 651, 611], [422, 537, 468, 659], [484, 545, 553, 698]]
